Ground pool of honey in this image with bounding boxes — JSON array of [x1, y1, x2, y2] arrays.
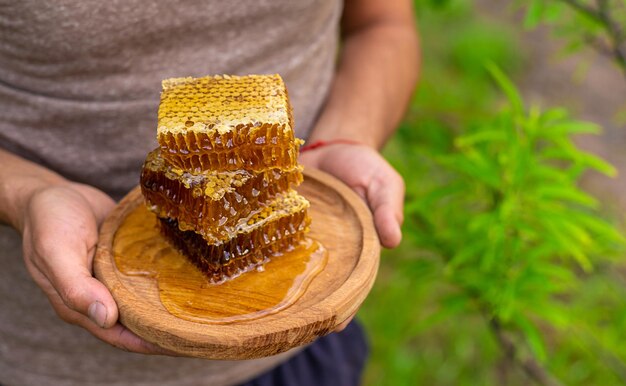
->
[[113, 205, 328, 324]]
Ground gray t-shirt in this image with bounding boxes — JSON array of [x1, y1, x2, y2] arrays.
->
[[0, 1, 341, 385]]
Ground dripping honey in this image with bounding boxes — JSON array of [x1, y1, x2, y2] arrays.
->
[[113, 205, 327, 323]]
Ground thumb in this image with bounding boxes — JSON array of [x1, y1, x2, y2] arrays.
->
[[35, 238, 120, 329], [26, 187, 119, 328], [367, 169, 405, 248]]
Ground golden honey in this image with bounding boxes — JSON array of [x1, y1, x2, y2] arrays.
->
[[158, 191, 310, 283], [114, 205, 327, 323]]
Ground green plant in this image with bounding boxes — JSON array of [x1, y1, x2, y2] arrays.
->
[[519, 0, 626, 77], [360, 1, 626, 385], [397, 64, 625, 385]]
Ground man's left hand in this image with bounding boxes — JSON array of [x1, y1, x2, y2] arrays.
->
[[300, 144, 404, 248]]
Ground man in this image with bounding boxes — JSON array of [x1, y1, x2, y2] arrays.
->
[[0, 0, 418, 384]]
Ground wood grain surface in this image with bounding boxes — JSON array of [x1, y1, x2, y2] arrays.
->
[[94, 168, 380, 359]]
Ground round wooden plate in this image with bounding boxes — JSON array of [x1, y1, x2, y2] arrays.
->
[[94, 168, 380, 360]]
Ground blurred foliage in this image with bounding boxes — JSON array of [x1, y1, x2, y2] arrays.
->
[[359, 1, 626, 385], [517, 0, 626, 77]]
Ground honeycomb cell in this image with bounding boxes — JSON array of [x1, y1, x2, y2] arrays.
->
[[158, 191, 310, 283], [157, 74, 300, 172], [140, 149, 304, 243]]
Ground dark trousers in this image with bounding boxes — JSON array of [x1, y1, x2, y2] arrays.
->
[[238, 320, 369, 386]]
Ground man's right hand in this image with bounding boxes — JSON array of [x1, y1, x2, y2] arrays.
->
[[1, 150, 169, 354]]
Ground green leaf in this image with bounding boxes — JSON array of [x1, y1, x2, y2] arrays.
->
[[486, 62, 524, 115], [540, 145, 617, 177], [524, 244, 554, 261], [568, 211, 626, 245], [455, 130, 508, 147], [540, 146, 580, 162], [495, 280, 517, 321], [516, 315, 548, 362], [468, 212, 497, 233], [543, 3, 564, 22], [543, 121, 602, 137], [531, 302, 571, 329], [579, 153, 618, 177], [560, 220, 593, 247], [524, 0, 544, 29], [528, 164, 570, 184], [440, 153, 502, 189], [532, 264, 576, 286], [540, 107, 569, 123], [542, 218, 593, 271], [534, 185, 599, 208], [481, 226, 506, 271]]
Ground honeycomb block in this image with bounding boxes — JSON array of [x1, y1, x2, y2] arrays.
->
[[157, 74, 301, 172], [159, 190, 310, 283], [140, 149, 303, 243]]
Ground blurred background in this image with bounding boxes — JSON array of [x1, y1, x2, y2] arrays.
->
[[359, 1, 626, 385]]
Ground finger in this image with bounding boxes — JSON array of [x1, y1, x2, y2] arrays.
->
[[374, 205, 402, 248], [34, 243, 120, 329], [27, 196, 119, 328], [26, 262, 173, 356], [367, 171, 405, 248], [46, 294, 178, 355]]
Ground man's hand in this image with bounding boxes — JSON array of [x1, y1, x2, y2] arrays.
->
[[300, 144, 404, 248], [16, 181, 168, 354], [299, 0, 417, 250]]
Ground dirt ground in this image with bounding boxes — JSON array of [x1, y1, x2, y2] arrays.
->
[[480, 1, 626, 214]]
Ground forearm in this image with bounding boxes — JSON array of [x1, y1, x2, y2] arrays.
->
[[308, 0, 420, 149], [0, 149, 67, 230]]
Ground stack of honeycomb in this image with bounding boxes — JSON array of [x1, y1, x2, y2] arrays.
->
[[140, 74, 310, 283]]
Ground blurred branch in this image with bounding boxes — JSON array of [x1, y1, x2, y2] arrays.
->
[[558, 0, 626, 77], [489, 318, 564, 386]]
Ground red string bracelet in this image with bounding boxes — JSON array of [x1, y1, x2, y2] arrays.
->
[[300, 139, 364, 153]]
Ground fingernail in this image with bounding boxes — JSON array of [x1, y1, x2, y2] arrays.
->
[[388, 223, 402, 247], [88, 301, 108, 328]]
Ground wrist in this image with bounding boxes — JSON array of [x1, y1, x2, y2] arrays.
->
[[299, 138, 378, 172], [0, 150, 70, 230], [1, 174, 68, 232], [300, 138, 366, 153]]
